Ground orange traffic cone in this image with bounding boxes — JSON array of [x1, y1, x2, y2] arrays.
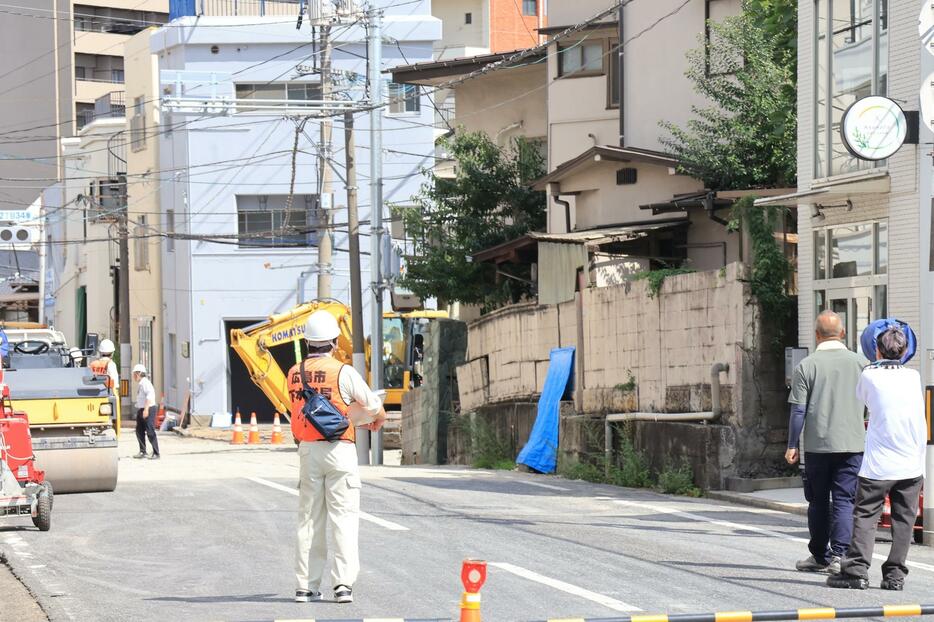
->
[[459, 560, 486, 622], [231, 410, 245, 445], [247, 411, 261, 444], [156, 394, 166, 428], [270, 412, 284, 445]]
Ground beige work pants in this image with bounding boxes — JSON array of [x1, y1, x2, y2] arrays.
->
[[295, 440, 361, 591]]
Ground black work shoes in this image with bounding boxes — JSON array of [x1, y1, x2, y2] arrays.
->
[[826, 573, 869, 589], [881, 577, 905, 591]]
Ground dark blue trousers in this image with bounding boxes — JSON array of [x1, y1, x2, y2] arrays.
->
[[803, 452, 863, 563]]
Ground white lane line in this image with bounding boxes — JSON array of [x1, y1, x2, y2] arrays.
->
[[246, 476, 410, 531], [612, 499, 934, 573], [489, 561, 640, 613], [517, 480, 571, 491]]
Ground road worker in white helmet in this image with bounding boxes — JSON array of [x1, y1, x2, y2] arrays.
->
[[289, 310, 385, 605]]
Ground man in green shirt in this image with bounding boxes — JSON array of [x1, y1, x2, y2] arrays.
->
[[787, 310, 867, 574]]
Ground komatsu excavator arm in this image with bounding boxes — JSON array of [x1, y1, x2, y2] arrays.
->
[[229, 300, 357, 416]]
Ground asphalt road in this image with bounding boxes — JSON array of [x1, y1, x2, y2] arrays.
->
[[2, 434, 934, 622]]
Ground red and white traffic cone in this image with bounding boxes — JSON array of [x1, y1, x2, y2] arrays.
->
[[231, 410, 245, 445], [270, 412, 284, 445], [247, 411, 261, 445]]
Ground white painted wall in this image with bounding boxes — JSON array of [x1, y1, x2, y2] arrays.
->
[[433, 0, 488, 59], [151, 10, 440, 415]]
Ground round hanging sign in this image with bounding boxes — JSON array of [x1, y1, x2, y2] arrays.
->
[[840, 96, 907, 161]]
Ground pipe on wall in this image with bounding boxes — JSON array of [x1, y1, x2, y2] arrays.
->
[[603, 362, 730, 475], [553, 195, 572, 233]]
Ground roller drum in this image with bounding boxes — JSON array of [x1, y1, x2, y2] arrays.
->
[[32, 428, 118, 494]]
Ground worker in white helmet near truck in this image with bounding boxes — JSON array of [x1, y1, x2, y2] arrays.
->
[[90, 339, 119, 393], [132, 363, 160, 460], [288, 310, 386, 605]]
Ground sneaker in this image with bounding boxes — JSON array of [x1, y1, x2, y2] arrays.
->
[[881, 577, 904, 591], [132, 452, 148, 459], [826, 573, 869, 590], [294, 589, 322, 603], [334, 585, 353, 604], [796, 555, 833, 573], [827, 556, 841, 575], [149, 454, 161, 460]]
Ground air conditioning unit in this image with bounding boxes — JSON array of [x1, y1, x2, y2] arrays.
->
[[0, 226, 38, 249]]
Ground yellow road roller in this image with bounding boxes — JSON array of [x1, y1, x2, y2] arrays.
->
[[2, 328, 118, 494]]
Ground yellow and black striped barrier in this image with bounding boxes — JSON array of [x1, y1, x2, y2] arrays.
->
[[540, 604, 934, 622]]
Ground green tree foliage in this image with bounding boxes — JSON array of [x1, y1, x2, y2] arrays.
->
[[397, 131, 546, 309], [661, 1, 797, 190]]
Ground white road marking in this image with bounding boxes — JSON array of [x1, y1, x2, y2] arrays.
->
[[612, 499, 934, 573], [489, 561, 640, 613], [516, 480, 571, 491], [246, 476, 410, 531]]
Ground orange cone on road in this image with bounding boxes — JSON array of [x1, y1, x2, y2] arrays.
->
[[247, 411, 261, 444], [156, 394, 166, 428], [231, 410, 245, 445], [459, 560, 486, 622], [270, 412, 284, 445]]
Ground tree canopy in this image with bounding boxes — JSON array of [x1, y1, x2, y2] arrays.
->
[[396, 131, 546, 310], [661, 0, 797, 190]]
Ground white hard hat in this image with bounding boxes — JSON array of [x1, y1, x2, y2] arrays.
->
[[304, 310, 341, 344], [132, 363, 147, 375], [68, 347, 83, 360], [99, 339, 115, 355]]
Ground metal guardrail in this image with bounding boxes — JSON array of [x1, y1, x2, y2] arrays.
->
[[538, 604, 934, 622]]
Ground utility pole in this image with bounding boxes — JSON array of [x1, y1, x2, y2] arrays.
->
[[345, 110, 369, 465], [118, 209, 131, 413], [317, 24, 333, 299], [367, 5, 384, 465]]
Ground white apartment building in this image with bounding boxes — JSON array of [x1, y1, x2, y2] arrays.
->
[[133, 5, 439, 419]]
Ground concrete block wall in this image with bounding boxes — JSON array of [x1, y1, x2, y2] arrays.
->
[[460, 263, 748, 415], [455, 262, 789, 483]]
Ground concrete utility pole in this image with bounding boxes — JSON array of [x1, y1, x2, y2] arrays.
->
[[920, 4, 934, 547], [317, 24, 333, 299], [118, 210, 131, 408], [367, 5, 384, 465], [345, 110, 370, 464]]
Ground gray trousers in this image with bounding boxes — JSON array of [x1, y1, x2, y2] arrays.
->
[[841, 475, 923, 581]]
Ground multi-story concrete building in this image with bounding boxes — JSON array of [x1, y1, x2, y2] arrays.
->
[[123, 5, 439, 418], [432, 0, 544, 60], [0, 2, 74, 286], [72, 1, 169, 128], [124, 30, 163, 389], [759, 0, 910, 358], [43, 108, 128, 352]]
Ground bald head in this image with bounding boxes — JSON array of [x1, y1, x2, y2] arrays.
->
[[815, 310, 845, 343]]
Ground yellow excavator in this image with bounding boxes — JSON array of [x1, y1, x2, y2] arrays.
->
[[229, 300, 447, 447]]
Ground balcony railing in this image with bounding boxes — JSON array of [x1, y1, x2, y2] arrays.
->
[[75, 19, 152, 35], [76, 75, 125, 84], [95, 91, 126, 119], [78, 91, 126, 130], [171, 0, 356, 18], [197, 0, 303, 16]]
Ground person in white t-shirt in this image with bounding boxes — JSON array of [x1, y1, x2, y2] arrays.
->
[[827, 327, 926, 591], [132, 363, 160, 460]]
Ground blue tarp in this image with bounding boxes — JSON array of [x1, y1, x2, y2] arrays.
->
[[860, 318, 917, 363], [169, 0, 196, 20], [517, 347, 575, 474]]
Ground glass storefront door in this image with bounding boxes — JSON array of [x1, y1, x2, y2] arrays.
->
[[823, 286, 880, 356]]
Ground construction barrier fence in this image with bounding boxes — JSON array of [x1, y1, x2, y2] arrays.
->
[[540, 604, 934, 622]]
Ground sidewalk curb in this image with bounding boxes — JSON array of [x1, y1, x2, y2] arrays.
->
[[706, 490, 808, 516]]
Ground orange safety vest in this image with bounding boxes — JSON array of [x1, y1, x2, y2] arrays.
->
[[288, 356, 354, 443], [90, 358, 114, 390]]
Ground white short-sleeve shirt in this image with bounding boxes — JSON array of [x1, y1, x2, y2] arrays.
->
[[856, 365, 927, 481]]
